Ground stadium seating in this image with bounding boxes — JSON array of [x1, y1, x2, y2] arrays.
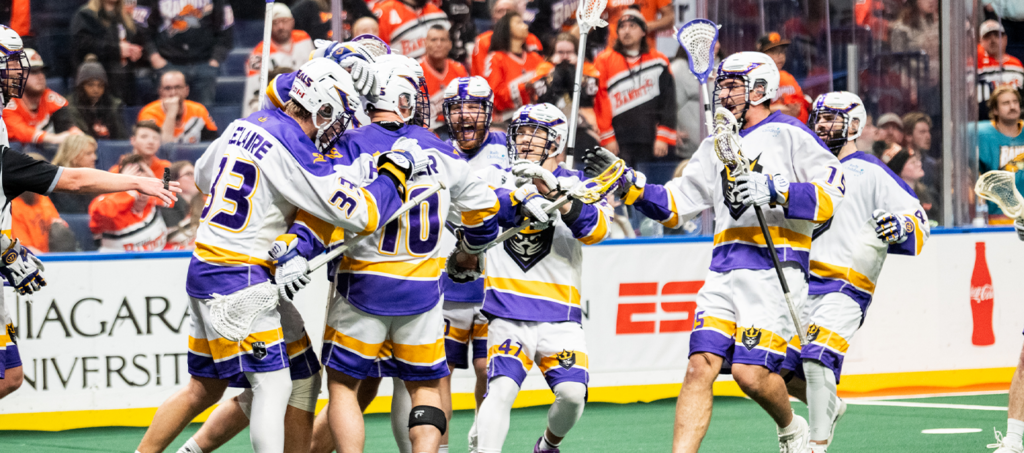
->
[[166, 143, 210, 164], [62, 214, 98, 251], [95, 140, 134, 171], [223, 48, 252, 77], [234, 20, 265, 48], [47, 77, 67, 96], [215, 76, 247, 105]]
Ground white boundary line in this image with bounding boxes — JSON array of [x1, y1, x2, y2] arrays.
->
[[844, 400, 1007, 411]]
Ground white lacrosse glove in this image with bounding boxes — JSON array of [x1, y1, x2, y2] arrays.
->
[[1016, 218, 1024, 242], [340, 56, 379, 100], [0, 235, 45, 295], [511, 159, 559, 193], [735, 172, 789, 207], [872, 209, 909, 244], [446, 229, 485, 283], [269, 235, 310, 303], [512, 184, 555, 229]]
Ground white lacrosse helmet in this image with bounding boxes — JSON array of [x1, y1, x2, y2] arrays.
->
[[443, 76, 494, 149], [288, 58, 362, 151], [368, 54, 421, 123], [715, 51, 780, 113], [350, 34, 392, 58], [0, 25, 29, 102], [808, 91, 867, 154], [506, 103, 568, 164], [311, 39, 378, 64]]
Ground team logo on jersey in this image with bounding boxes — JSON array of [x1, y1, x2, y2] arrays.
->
[[7, 324, 16, 345], [740, 327, 762, 351], [904, 219, 915, 234], [557, 350, 576, 370], [252, 341, 268, 360], [807, 324, 820, 343], [504, 226, 555, 272], [721, 155, 763, 220]]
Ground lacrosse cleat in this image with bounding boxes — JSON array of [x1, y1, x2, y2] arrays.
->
[[778, 414, 810, 453], [827, 398, 847, 445], [534, 437, 560, 453], [989, 428, 1024, 453]]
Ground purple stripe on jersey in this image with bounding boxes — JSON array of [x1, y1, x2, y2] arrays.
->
[[689, 328, 735, 359], [710, 243, 810, 276], [186, 257, 272, 299], [780, 345, 803, 380], [446, 338, 472, 369], [483, 290, 582, 323], [322, 341, 378, 380], [494, 188, 520, 228], [367, 358, 399, 378], [1, 343, 20, 378], [543, 366, 590, 390], [784, 182, 820, 221], [887, 227, 919, 256], [488, 355, 529, 387], [731, 339, 786, 373], [633, 184, 675, 223], [800, 343, 844, 383], [807, 276, 872, 318], [337, 273, 442, 316], [442, 272, 485, 303], [565, 202, 601, 239], [187, 352, 221, 379], [364, 176, 405, 227], [462, 215, 499, 247], [288, 222, 328, 261], [188, 340, 289, 380]]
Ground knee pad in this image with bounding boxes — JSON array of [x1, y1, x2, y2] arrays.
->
[[408, 405, 447, 435], [288, 373, 321, 413]]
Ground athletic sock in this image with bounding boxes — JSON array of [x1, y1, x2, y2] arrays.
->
[[438, 444, 449, 453], [539, 434, 560, 450], [176, 438, 204, 453], [777, 411, 801, 437], [1006, 418, 1024, 445]]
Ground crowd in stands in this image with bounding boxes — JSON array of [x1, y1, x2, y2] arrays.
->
[[4, 0, 1024, 251]]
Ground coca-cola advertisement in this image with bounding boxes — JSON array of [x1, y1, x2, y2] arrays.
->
[[971, 241, 996, 346]]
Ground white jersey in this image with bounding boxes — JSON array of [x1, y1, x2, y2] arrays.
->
[[480, 165, 613, 324], [186, 109, 401, 300], [808, 151, 929, 311], [634, 111, 845, 275]]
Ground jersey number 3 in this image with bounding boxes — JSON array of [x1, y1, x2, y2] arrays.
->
[[202, 156, 260, 231]]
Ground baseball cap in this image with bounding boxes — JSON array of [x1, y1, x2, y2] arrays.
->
[[877, 112, 903, 128], [757, 32, 790, 53], [272, 3, 293, 21], [980, 20, 1004, 38], [24, 48, 44, 69]]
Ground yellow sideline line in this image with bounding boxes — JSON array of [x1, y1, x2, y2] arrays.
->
[[0, 367, 1013, 431]]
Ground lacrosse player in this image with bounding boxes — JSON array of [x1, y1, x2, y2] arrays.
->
[[315, 56, 502, 453], [135, 58, 424, 453], [777, 91, 929, 453], [584, 52, 845, 453], [0, 25, 181, 401], [473, 103, 612, 453]]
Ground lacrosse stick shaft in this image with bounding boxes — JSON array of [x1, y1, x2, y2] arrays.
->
[[700, 82, 714, 136], [564, 32, 590, 169], [752, 205, 807, 346], [259, 0, 273, 108], [307, 181, 447, 273], [480, 195, 572, 252]]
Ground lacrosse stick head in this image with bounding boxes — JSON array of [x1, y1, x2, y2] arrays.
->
[[576, 0, 609, 33], [350, 34, 391, 58], [712, 106, 747, 171], [208, 282, 280, 342], [569, 157, 627, 204], [676, 19, 720, 85], [976, 170, 1024, 219]]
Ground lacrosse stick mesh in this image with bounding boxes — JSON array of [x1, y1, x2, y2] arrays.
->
[[569, 158, 627, 204], [976, 170, 1024, 219], [712, 107, 747, 171], [676, 19, 719, 84], [351, 34, 391, 58], [209, 281, 280, 342], [576, 0, 608, 33]]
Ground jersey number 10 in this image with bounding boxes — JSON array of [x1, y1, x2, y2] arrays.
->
[[378, 186, 442, 256]]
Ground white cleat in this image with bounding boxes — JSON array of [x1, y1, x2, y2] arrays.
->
[[779, 414, 810, 453], [803, 444, 828, 453], [988, 428, 1024, 452], [827, 398, 847, 446]]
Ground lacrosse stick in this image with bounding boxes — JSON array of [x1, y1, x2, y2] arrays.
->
[[676, 19, 721, 134], [477, 157, 626, 252], [350, 34, 392, 58], [564, 0, 608, 169], [712, 107, 807, 346], [975, 170, 1024, 220], [307, 180, 447, 273], [258, 0, 274, 108]]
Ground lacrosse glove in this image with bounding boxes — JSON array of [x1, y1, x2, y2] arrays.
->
[[873, 209, 909, 244], [446, 229, 486, 283], [736, 172, 789, 207], [0, 235, 45, 295], [269, 234, 310, 303]]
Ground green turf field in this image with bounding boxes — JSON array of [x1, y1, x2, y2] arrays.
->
[[0, 393, 1009, 452]]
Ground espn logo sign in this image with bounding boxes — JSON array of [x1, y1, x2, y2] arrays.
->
[[616, 281, 703, 335]]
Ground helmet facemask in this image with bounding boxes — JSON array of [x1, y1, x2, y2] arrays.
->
[[713, 74, 768, 129], [443, 98, 493, 151], [0, 49, 29, 101], [313, 102, 353, 153], [808, 109, 850, 155], [507, 123, 561, 166], [412, 76, 430, 128]]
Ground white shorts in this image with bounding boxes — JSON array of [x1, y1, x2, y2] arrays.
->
[[782, 291, 862, 382], [486, 318, 589, 390], [443, 301, 488, 369], [690, 265, 807, 373], [322, 298, 448, 381], [228, 300, 321, 387], [187, 295, 288, 380]]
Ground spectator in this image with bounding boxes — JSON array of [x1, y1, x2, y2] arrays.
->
[[11, 152, 71, 253], [978, 86, 1024, 224], [137, 0, 235, 107], [0, 0, 29, 40], [4, 49, 81, 146], [484, 11, 544, 121], [872, 112, 904, 157], [977, 20, 1024, 121], [291, 0, 373, 41], [65, 61, 128, 140], [890, 0, 940, 114], [111, 120, 171, 178], [983, 0, 1024, 63], [439, 0, 475, 64], [471, 0, 543, 76], [243, 4, 315, 117], [526, 0, 588, 54], [70, 0, 145, 104], [855, 113, 879, 152], [594, 9, 676, 171], [50, 135, 100, 214], [372, 0, 449, 59], [887, 148, 936, 220], [902, 111, 941, 207], [352, 16, 380, 37], [672, 42, 721, 158], [160, 160, 199, 228], [757, 32, 808, 123], [529, 33, 601, 159], [602, 0, 673, 49], [420, 24, 469, 130], [89, 153, 169, 252], [138, 71, 218, 144]]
